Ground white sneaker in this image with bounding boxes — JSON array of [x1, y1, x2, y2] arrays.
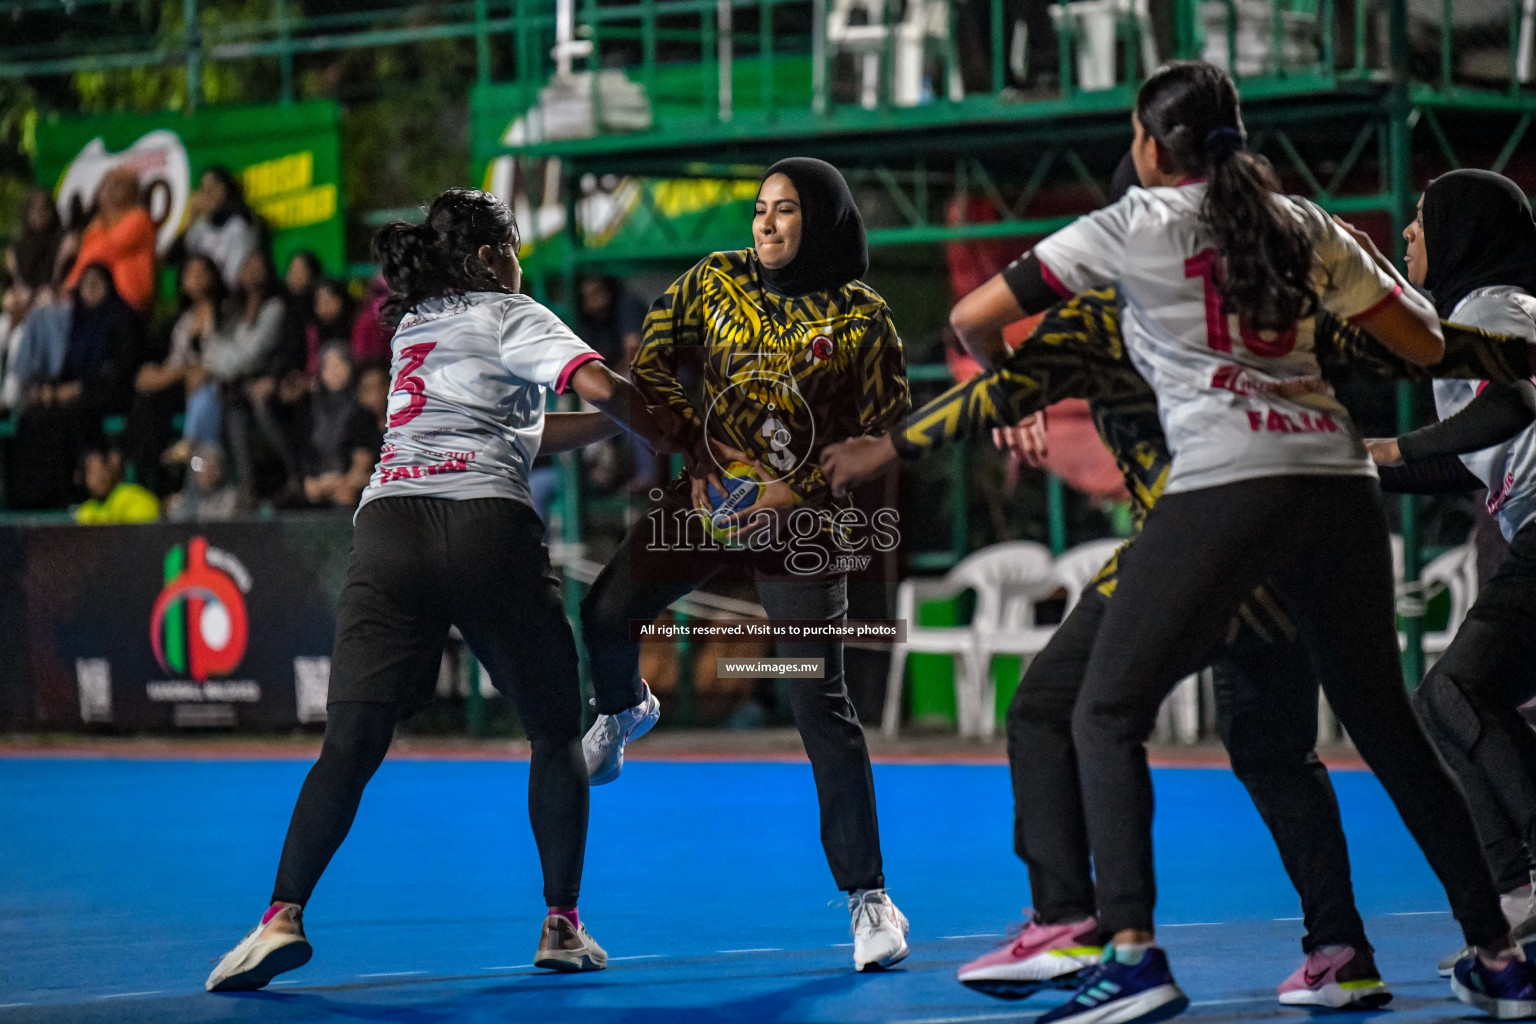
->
[[533, 914, 608, 972], [206, 904, 313, 992], [850, 889, 909, 971], [583, 681, 660, 786]]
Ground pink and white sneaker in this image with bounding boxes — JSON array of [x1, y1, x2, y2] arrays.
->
[[1277, 944, 1392, 1009], [956, 915, 1104, 1000]]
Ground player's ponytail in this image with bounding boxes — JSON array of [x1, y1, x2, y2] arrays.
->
[[1136, 62, 1317, 333], [374, 187, 520, 321]]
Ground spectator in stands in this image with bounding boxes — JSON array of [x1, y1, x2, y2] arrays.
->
[[203, 251, 285, 385], [574, 275, 645, 372], [350, 274, 392, 366], [311, 277, 355, 371], [0, 284, 34, 413], [354, 361, 389, 433], [294, 343, 378, 508], [5, 190, 64, 299], [11, 264, 146, 508], [74, 440, 159, 524], [276, 250, 322, 376], [123, 254, 228, 493], [62, 170, 157, 313], [164, 443, 240, 522], [202, 251, 287, 501], [573, 274, 658, 491], [178, 166, 263, 290]]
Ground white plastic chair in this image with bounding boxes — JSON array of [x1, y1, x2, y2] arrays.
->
[[884, 565, 985, 740], [1054, 538, 1125, 613], [1420, 543, 1478, 663], [827, 0, 962, 108], [1049, 0, 1159, 91], [964, 542, 1060, 740], [883, 540, 1056, 740]]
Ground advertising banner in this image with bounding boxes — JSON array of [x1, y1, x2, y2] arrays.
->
[[32, 99, 345, 273], [11, 517, 352, 730]]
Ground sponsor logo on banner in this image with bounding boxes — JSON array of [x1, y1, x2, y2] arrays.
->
[[56, 130, 191, 254], [147, 536, 260, 704]]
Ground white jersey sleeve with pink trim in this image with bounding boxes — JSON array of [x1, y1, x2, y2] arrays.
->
[[1036, 185, 1379, 494], [1031, 198, 1134, 296], [358, 291, 601, 511]]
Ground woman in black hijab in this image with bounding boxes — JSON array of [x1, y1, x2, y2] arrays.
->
[[10, 263, 145, 508], [1367, 168, 1536, 984], [579, 157, 914, 971]]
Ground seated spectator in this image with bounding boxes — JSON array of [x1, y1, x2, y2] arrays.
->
[[178, 166, 263, 290], [0, 283, 35, 413], [5, 190, 64, 300], [275, 249, 322, 376], [74, 441, 159, 524], [62, 170, 157, 313], [163, 443, 240, 522], [122, 254, 227, 493], [310, 277, 355, 372], [349, 274, 392, 366], [202, 251, 286, 501], [293, 343, 379, 508], [354, 361, 389, 433]]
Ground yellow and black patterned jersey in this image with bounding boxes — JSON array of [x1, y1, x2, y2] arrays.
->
[[897, 288, 1532, 639], [633, 249, 909, 510]]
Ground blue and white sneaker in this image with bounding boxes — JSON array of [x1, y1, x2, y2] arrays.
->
[[1451, 951, 1536, 1019], [1037, 945, 1189, 1024]]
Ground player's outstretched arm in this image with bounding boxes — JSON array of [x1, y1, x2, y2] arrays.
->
[[567, 361, 684, 454]]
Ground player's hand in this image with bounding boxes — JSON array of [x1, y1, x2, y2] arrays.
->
[[1365, 437, 1403, 466], [820, 434, 898, 498], [688, 437, 752, 511], [643, 404, 687, 454], [716, 461, 796, 540], [993, 410, 1049, 468]]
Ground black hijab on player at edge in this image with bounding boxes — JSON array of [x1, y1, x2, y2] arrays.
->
[[1421, 169, 1536, 319], [756, 158, 868, 297]]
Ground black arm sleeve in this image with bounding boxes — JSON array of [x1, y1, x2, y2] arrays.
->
[[1398, 381, 1536, 462], [1378, 456, 1486, 494], [1001, 254, 1064, 317]]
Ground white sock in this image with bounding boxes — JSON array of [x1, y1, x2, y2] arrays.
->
[[1114, 941, 1155, 965]]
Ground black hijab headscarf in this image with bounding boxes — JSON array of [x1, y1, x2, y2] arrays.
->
[[64, 263, 137, 383], [756, 158, 868, 297], [1422, 169, 1536, 318]]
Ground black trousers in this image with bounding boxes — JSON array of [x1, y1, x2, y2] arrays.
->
[[1072, 475, 1506, 946], [580, 509, 885, 893], [272, 497, 588, 908], [1008, 585, 1369, 952], [1415, 518, 1536, 893]]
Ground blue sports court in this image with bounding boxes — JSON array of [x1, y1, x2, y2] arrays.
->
[[0, 755, 1481, 1023]]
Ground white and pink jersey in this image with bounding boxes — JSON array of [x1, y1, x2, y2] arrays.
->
[[358, 291, 600, 511], [1434, 286, 1536, 540], [1033, 184, 1400, 494]]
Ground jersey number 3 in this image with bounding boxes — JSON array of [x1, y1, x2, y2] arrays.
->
[[1185, 249, 1298, 358], [389, 341, 437, 428]]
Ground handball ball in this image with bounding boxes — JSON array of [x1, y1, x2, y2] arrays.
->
[[705, 461, 764, 543]]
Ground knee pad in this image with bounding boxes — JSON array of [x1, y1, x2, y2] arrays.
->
[[1415, 670, 1484, 757]]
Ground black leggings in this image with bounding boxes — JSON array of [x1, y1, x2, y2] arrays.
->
[[1009, 585, 1369, 953], [1072, 474, 1507, 947], [1415, 518, 1536, 893], [270, 497, 589, 909]]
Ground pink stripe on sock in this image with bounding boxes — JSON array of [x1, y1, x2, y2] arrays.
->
[[262, 903, 290, 926], [549, 907, 579, 928]]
